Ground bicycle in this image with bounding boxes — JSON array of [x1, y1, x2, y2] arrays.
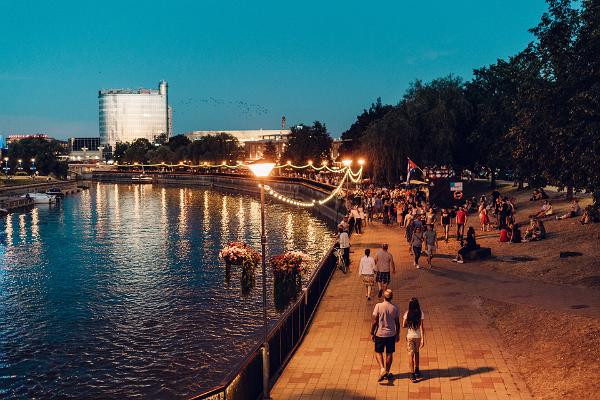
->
[[334, 248, 348, 274]]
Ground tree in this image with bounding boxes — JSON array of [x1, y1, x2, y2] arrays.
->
[[339, 98, 393, 159], [282, 121, 333, 164], [262, 140, 278, 162], [566, 0, 600, 201], [466, 57, 529, 187], [123, 138, 153, 163], [7, 138, 67, 177], [146, 145, 176, 164], [359, 76, 474, 183], [509, 0, 583, 194], [187, 133, 243, 163], [112, 142, 129, 162]]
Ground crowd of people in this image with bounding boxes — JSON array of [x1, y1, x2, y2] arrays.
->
[[333, 182, 598, 384]]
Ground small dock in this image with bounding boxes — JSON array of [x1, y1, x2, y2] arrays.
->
[[0, 196, 34, 212], [0, 181, 82, 214]]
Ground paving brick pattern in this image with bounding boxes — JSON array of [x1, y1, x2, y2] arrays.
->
[[271, 223, 533, 399]]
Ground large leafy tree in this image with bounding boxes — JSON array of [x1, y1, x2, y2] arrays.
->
[[123, 138, 153, 163], [339, 98, 393, 159], [360, 76, 474, 183], [7, 138, 67, 177], [282, 121, 333, 164], [187, 133, 243, 163]]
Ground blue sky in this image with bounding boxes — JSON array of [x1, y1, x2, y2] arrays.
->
[[0, 0, 548, 139]]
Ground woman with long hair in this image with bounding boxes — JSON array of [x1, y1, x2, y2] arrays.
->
[[454, 226, 478, 263], [402, 297, 425, 383]]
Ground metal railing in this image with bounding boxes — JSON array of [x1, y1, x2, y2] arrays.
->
[[189, 245, 337, 400]]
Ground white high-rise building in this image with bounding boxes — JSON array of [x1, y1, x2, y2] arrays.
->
[[99, 80, 170, 147]]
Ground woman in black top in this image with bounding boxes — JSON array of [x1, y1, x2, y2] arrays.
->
[[454, 227, 478, 263], [440, 209, 451, 242]]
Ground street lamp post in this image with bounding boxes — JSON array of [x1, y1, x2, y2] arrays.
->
[[247, 160, 276, 400], [17, 159, 23, 172], [2, 157, 8, 176], [342, 159, 352, 192], [30, 158, 36, 178]]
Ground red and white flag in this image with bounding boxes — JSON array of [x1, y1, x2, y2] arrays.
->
[[406, 158, 419, 183]]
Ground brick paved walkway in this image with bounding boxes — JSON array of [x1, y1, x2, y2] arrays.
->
[[271, 222, 534, 400]]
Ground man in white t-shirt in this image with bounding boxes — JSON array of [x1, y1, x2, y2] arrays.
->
[[338, 227, 350, 267], [371, 289, 400, 382], [358, 248, 376, 300]]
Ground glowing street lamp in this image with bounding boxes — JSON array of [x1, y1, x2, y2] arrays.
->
[[2, 157, 9, 175], [30, 158, 36, 177], [358, 159, 365, 166], [247, 159, 276, 399], [342, 159, 352, 168]]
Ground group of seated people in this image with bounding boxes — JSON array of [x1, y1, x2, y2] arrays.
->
[[523, 219, 546, 242], [499, 223, 523, 243], [530, 188, 549, 201]]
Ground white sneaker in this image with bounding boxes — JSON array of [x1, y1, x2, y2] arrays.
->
[[452, 258, 458, 262], [457, 260, 464, 264]]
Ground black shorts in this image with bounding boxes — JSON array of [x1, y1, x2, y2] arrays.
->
[[375, 271, 390, 284], [374, 335, 396, 353]]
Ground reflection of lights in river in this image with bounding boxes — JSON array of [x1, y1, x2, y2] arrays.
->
[[5, 213, 13, 244], [19, 214, 26, 239], [31, 208, 39, 240], [236, 197, 244, 238], [284, 214, 294, 249], [178, 188, 187, 235], [220, 195, 229, 237]]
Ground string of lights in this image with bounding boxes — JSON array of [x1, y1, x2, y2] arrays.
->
[[122, 161, 352, 173], [261, 169, 352, 207]]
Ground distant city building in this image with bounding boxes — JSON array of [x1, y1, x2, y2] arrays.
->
[[0, 135, 6, 149], [99, 80, 170, 148], [7, 134, 50, 144], [184, 129, 290, 160], [68, 137, 104, 161]]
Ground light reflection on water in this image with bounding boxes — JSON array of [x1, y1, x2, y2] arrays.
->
[[0, 183, 335, 399]]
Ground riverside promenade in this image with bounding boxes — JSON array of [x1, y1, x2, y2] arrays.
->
[[271, 222, 535, 400]]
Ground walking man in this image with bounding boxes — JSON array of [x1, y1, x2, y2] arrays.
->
[[374, 243, 395, 298], [371, 289, 400, 382], [423, 225, 438, 269], [338, 227, 351, 268]]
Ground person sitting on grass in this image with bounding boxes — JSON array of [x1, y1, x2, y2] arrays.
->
[[453, 227, 478, 264], [580, 205, 600, 225], [523, 219, 546, 241], [509, 223, 522, 243], [530, 200, 553, 219], [530, 188, 549, 201], [556, 199, 581, 220]]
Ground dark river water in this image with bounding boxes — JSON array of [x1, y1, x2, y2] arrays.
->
[[0, 183, 335, 399]]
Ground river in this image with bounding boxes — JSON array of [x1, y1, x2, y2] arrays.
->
[[0, 183, 335, 399]]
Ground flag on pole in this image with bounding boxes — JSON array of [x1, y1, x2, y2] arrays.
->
[[406, 158, 419, 183]]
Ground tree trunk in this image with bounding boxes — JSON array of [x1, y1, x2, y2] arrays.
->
[[490, 171, 497, 189], [566, 186, 574, 200], [517, 180, 524, 190]]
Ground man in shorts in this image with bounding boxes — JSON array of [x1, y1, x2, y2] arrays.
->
[[371, 289, 400, 381], [423, 225, 438, 269], [374, 243, 395, 298]]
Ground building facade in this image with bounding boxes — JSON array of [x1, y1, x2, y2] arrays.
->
[[68, 137, 104, 161], [99, 81, 170, 147]]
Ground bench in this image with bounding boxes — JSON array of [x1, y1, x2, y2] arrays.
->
[[464, 247, 492, 261]]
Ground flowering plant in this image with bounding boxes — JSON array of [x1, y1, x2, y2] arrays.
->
[[270, 251, 311, 275], [220, 242, 261, 265]]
